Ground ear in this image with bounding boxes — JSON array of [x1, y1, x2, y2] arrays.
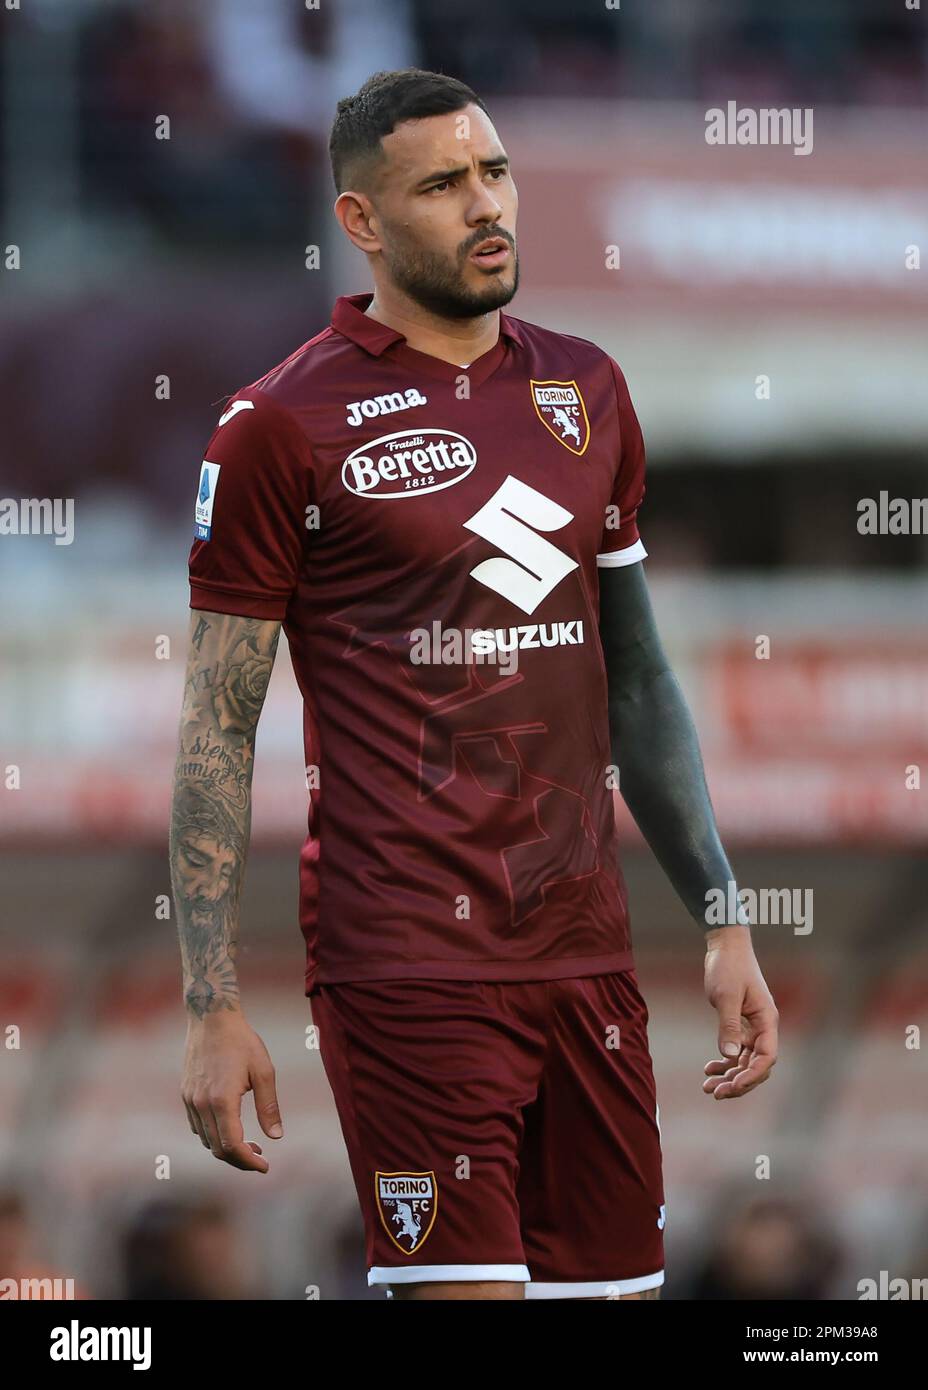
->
[[334, 191, 382, 255]]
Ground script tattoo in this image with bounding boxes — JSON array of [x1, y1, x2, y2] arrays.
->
[[170, 613, 280, 1017]]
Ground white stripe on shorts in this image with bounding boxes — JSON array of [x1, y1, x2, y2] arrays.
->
[[524, 1270, 664, 1299], [369, 1262, 530, 1286]]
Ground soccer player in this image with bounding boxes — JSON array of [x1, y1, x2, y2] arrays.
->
[[170, 68, 778, 1301]]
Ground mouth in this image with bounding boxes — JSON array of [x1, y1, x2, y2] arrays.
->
[[469, 236, 511, 269]]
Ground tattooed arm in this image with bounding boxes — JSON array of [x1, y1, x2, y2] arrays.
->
[[170, 609, 284, 1171]]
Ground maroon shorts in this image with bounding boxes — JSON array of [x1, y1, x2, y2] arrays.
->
[[309, 969, 665, 1297]]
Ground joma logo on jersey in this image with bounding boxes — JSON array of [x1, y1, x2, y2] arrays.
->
[[375, 1171, 438, 1255], [342, 428, 476, 499], [346, 387, 428, 427], [464, 475, 578, 615], [531, 379, 591, 456]]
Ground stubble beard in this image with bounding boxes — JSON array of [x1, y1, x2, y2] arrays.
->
[[384, 237, 519, 321]]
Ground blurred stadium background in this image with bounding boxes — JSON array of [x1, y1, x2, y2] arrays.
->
[[1, 0, 926, 1300]]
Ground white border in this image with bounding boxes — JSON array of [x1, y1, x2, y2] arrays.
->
[[369, 1263, 530, 1286], [596, 538, 647, 567], [525, 1270, 664, 1299]]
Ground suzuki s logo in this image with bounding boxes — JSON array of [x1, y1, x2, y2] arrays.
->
[[464, 475, 578, 615], [342, 428, 476, 499]]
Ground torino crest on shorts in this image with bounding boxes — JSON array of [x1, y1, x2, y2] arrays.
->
[[375, 1172, 438, 1255]]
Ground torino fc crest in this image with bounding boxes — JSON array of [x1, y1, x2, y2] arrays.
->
[[375, 1171, 438, 1254], [530, 379, 590, 456]]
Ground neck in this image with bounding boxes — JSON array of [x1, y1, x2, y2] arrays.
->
[[364, 286, 500, 368]]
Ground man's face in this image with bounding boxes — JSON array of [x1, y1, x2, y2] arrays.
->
[[175, 829, 236, 936], [367, 103, 519, 319]]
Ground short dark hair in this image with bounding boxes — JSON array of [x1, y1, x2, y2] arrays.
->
[[329, 68, 489, 194]]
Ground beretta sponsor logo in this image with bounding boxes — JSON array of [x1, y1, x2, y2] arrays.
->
[[341, 428, 476, 500]]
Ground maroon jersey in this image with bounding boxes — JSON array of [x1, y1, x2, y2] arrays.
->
[[188, 292, 648, 993]]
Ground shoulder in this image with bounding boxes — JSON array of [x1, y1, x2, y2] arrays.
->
[[212, 319, 361, 431], [504, 311, 624, 373], [504, 311, 636, 403]]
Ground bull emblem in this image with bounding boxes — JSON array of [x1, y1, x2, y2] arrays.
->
[[375, 1171, 438, 1254], [530, 379, 591, 456]]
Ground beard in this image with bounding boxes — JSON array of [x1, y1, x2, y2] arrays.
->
[[382, 232, 519, 319]]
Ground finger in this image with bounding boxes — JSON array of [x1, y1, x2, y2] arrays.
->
[[715, 998, 747, 1059], [198, 1101, 225, 1158], [725, 1053, 776, 1094], [725, 1033, 778, 1086], [218, 1145, 268, 1173], [712, 1065, 773, 1099], [704, 1060, 729, 1075], [702, 1051, 752, 1093], [713, 1073, 769, 1100], [704, 1046, 751, 1076], [211, 1101, 269, 1173], [703, 1065, 743, 1094], [748, 1021, 779, 1067], [185, 1098, 211, 1148], [251, 1067, 284, 1140], [703, 1049, 751, 1084]]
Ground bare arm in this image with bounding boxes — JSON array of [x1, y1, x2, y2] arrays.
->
[[170, 609, 284, 1168]]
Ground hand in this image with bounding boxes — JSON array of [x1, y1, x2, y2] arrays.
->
[[702, 925, 778, 1100], [182, 1012, 283, 1171]]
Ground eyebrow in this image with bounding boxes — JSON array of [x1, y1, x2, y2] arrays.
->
[[415, 154, 509, 190]]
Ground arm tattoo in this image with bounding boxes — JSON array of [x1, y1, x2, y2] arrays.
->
[[170, 612, 280, 1018]]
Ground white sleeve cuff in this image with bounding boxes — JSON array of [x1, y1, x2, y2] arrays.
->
[[596, 538, 647, 567]]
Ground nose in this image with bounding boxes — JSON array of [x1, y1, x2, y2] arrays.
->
[[467, 178, 503, 225]]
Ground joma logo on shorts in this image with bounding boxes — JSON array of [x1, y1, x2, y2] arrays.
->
[[346, 387, 428, 427]]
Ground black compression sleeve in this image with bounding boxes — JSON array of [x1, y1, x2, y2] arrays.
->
[[598, 561, 742, 931]]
